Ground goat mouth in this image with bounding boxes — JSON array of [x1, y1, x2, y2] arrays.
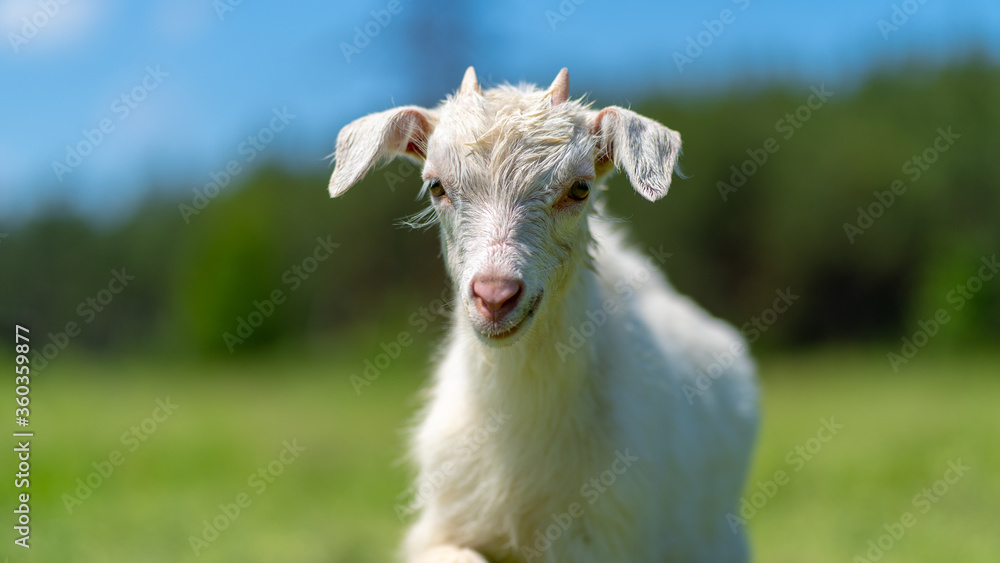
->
[[480, 292, 543, 343]]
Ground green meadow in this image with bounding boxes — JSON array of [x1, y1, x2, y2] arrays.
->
[[2, 350, 998, 562]]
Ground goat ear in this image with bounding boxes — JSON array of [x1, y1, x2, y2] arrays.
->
[[592, 107, 682, 202], [328, 106, 435, 198]]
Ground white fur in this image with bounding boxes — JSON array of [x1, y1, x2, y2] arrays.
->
[[329, 68, 759, 563]]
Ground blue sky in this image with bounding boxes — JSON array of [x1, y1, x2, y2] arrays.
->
[[1, 0, 997, 221]]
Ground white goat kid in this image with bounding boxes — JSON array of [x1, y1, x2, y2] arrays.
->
[[328, 67, 759, 563]]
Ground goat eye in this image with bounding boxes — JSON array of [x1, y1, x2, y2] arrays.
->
[[427, 179, 446, 198], [568, 180, 590, 201]]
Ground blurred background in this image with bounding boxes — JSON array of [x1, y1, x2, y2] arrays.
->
[[1, 0, 998, 561]]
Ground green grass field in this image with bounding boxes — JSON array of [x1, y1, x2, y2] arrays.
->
[[2, 350, 997, 562]]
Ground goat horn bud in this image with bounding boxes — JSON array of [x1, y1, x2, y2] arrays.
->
[[459, 66, 482, 97], [549, 68, 569, 106]]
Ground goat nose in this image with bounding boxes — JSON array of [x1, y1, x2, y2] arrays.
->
[[472, 277, 524, 322]]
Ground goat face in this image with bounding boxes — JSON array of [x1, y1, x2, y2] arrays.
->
[[328, 67, 683, 346]]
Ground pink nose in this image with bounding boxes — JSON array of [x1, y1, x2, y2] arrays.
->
[[472, 277, 524, 322]]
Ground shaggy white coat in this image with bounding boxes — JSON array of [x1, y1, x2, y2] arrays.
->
[[329, 67, 759, 563]]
